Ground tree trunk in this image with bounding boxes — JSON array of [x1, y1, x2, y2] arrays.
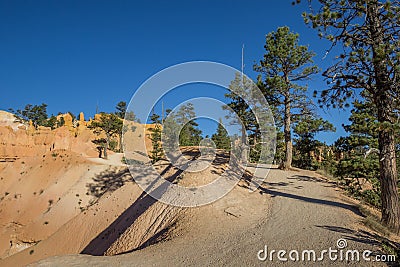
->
[[241, 126, 248, 164], [377, 118, 399, 232], [98, 147, 102, 158], [119, 133, 123, 153], [104, 135, 109, 160], [283, 95, 292, 170], [376, 90, 399, 232], [368, 1, 400, 232]]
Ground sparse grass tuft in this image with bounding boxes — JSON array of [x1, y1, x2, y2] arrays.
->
[[362, 216, 391, 237]]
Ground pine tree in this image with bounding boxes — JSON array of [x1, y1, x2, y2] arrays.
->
[[115, 101, 127, 119], [225, 73, 261, 162], [173, 103, 202, 147], [303, 0, 400, 231], [44, 115, 58, 130], [9, 103, 49, 129], [333, 99, 381, 207], [162, 109, 179, 151], [115, 101, 137, 152], [88, 112, 123, 159], [254, 26, 319, 170], [293, 114, 335, 170], [211, 119, 231, 150], [148, 113, 164, 163]]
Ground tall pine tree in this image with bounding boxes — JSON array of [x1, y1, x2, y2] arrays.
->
[[303, 0, 400, 231], [254, 26, 319, 170]]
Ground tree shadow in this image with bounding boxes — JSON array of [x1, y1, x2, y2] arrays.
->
[[86, 167, 132, 198], [288, 175, 333, 184], [81, 155, 197, 256], [211, 152, 230, 165], [316, 225, 400, 266], [316, 225, 381, 246], [263, 181, 290, 187], [259, 187, 364, 217]]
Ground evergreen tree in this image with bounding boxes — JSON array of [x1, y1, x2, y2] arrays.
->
[[162, 109, 180, 151], [303, 0, 400, 230], [333, 99, 381, 207], [211, 119, 231, 150], [256, 76, 285, 165], [254, 26, 319, 170], [115, 101, 137, 121], [88, 112, 123, 159], [9, 103, 49, 129], [174, 103, 202, 147], [115, 101, 127, 119], [148, 113, 164, 162], [57, 117, 65, 128], [293, 114, 335, 170], [115, 101, 137, 152], [44, 115, 58, 130], [225, 73, 261, 162]]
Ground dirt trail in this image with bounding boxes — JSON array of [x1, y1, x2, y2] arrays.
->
[[29, 164, 388, 266], [87, 153, 126, 167]]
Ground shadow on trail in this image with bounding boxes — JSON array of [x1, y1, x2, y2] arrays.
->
[[317, 225, 381, 246], [316, 225, 400, 266], [259, 187, 364, 217], [288, 174, 335, 184]]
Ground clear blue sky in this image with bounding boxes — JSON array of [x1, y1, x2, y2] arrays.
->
[[0, 0, 351, 144]]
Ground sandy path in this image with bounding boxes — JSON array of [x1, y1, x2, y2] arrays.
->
[[87, 153, 126, 167], [30, 166, 387, 266]]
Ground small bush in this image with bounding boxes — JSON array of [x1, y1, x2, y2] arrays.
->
[[360, 189, 381, 208], [109, 139, 118, 152]]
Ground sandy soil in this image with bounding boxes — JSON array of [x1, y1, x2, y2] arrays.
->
[[6, 163, 392, 266]]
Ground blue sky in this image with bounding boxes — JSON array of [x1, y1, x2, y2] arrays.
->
[[0, 0, 352, 144]]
